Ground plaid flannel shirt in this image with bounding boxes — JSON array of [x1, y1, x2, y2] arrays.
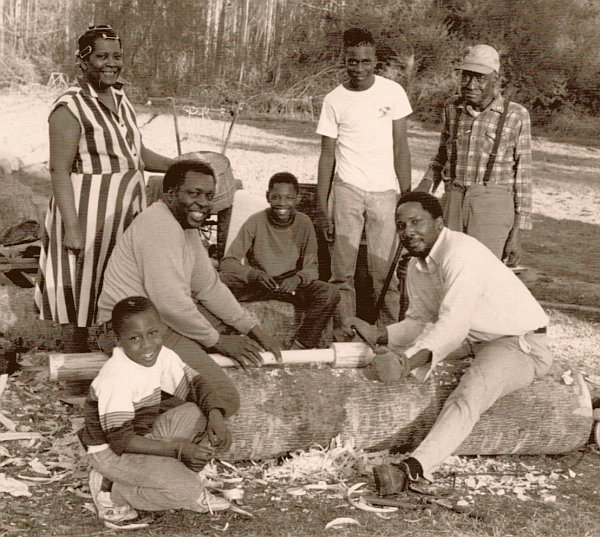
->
[[423, 95, 532, 230]]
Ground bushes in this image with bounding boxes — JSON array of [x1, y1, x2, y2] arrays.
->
[[3, 0, 600, 131], [0, 51, 39, 88]]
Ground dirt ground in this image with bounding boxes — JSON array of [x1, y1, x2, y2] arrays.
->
[[0, 87, 599, 536]]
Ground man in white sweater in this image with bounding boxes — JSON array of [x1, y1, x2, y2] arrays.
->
[[97, 160, 281, 370], [347, 191, 552, 493]]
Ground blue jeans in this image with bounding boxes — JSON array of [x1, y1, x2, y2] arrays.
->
[[88, 403, 211, 512], [330, 179, 400, 325]]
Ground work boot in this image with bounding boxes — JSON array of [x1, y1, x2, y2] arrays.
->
[[373, 462, 411, 495], [373, 457, 424, 496]]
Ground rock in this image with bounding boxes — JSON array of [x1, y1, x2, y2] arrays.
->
[[243, 301, 298, 349], [242, 300, 333, 349], [1, 286, 59, 350], [0, 176, 40, 233], [20, 162, 50, 182], [0, 159, 13, 176]]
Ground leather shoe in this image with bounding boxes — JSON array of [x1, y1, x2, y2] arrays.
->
[[373, 462, 411, 496]]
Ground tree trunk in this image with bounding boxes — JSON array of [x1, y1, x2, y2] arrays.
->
[[0, 0, 5, 57], [224, 361, 592, 461], [237, 0, 249, 86], [213, 0, 226, 79]]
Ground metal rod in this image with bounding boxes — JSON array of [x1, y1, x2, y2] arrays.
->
[[168, 97, 182, 156], [221, 105, 239, 155]]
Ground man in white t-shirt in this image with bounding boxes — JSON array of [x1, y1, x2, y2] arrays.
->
[[316, 27, 412, 326]]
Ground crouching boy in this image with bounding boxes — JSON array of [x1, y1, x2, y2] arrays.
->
[[78, 296, 238, 525], [220, 172, 340, 349]]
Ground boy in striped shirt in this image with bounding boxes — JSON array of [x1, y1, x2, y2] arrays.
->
[[79, 296, 235, 525]]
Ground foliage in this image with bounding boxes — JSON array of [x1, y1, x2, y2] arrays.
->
[[1, 0, 600, 125], [439, 0, 600, 123]]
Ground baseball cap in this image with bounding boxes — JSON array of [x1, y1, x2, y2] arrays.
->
[[457, 45, 500, 74]]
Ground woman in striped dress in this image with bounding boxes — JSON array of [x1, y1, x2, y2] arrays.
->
[[35, 25, 174, 351]]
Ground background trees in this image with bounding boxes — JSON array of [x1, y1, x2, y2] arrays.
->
[[1, 0, 600, 125]]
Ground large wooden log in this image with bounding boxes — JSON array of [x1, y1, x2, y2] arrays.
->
[[47, 345, 593, 460], [223, 360, 592, 460]]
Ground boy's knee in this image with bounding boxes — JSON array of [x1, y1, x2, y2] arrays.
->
[[177, 402, 203, 420]]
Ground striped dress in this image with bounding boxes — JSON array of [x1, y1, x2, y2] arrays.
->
[[35, 77, 147, 327]]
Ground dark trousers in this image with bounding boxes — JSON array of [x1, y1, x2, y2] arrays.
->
[[220, 273, 340, 348]]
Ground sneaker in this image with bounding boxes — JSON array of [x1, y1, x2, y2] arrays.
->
[[373, 462, 413, 496], [194, 489, 231, 514], [89, 469, 138, 523]]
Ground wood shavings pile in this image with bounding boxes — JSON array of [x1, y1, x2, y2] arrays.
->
[[436, 455, 578, 503], [198, 437, 583, 511], [260, 436, 386, 484], [199, 435, 391, 492]]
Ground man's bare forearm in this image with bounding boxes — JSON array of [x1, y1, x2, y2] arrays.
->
[[317, 153, 335, 211]]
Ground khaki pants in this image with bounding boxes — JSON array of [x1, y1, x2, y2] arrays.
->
[[442, 183, 514, 259], [410, 332, 553, 480]]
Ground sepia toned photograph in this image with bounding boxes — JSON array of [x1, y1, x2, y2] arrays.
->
[[0, 1, 599, 535]]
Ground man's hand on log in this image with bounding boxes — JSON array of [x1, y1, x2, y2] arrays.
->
[[343, 316, 387, 347], [207, 409, 233, 452], [212, 334, 265, 368], [178, 441, 215, 471], [248, 325, 283, 363], [373, 347, 432, 383]]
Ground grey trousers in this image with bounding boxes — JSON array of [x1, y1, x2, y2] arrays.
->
[[442, 183, 514, 259]]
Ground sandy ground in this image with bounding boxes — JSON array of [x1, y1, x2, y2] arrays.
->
[[1, 88, 599, 380], [2, 88, 600, 226]]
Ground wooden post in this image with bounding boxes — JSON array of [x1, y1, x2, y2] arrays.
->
[[48, 343, 375, 382]]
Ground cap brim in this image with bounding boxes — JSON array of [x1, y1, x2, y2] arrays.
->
[[456, 62, 496, 74]]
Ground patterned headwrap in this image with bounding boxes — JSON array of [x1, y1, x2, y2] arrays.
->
[[76, 24, 121, 60]]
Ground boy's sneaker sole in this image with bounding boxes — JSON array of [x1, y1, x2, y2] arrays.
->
[[89, 469, 138, 523], [195, 489, 231, 514]]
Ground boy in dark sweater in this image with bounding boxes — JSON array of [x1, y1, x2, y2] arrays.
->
[[220, 173, 339, 349], [79, 296, 235, 525]]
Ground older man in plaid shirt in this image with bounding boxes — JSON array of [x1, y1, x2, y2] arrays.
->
[[416, 45, 532, 265]]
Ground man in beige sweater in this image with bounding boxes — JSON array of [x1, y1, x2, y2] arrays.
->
[[97, 160, 281, 370]]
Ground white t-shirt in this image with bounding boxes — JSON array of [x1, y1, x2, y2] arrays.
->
[[317, 75, 412, 192]]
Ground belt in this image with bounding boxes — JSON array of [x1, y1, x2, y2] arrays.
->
[[533, 326, 546, 334]]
